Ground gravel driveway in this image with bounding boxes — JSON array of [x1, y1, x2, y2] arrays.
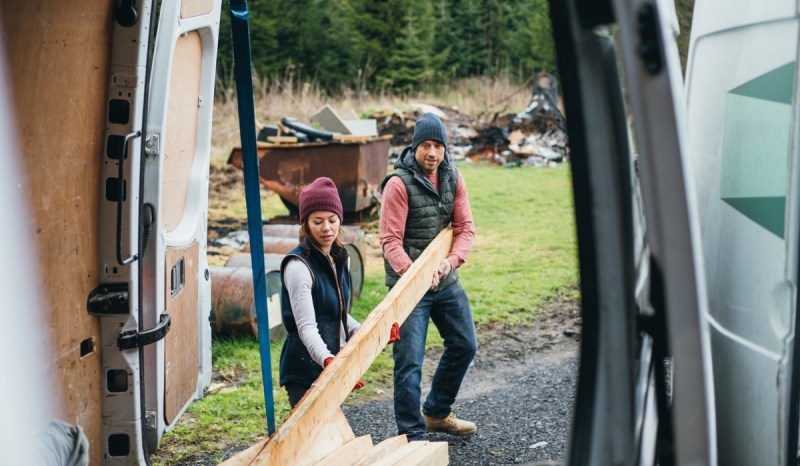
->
[[344, 300, 580, 466]]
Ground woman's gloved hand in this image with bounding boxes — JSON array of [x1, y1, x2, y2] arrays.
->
[[323, 356, 366, 391], [388, 322, 401, 344]]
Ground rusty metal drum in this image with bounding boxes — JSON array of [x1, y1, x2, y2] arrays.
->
[[209, 265, 285, 340]]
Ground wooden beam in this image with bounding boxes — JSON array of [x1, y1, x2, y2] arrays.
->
[[226, 228, 454, 465], [392, 442, 448, 466], [366, 442, 429, 466], [220, 408, 354, 466], [314, 435, 373, 466], [354, 435, 409, 466], [266, 136, 299, 144], [332, 134, 370, 143]]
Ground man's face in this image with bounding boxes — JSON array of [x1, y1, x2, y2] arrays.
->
[[414, 140, 446, 175]]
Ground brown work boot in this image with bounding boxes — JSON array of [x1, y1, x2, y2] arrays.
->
[[422, 412, 477, 436]]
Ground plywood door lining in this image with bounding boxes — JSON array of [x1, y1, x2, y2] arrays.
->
[[164, 242, 200, 424], [181, 0, 214, 18], [2, 1, 113, 464], [162, 31, 202, 232]]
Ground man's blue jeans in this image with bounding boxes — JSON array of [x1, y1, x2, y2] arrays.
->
[[393, 280, 478, 440]]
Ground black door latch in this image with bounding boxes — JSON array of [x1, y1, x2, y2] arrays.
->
[[118, 313, 172, 350]]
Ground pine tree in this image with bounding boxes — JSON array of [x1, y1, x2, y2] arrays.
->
[[449, 0, 490, 78], [432, 0, 457, 81], [315, 0, 365, 90], [380, 2, 436, 92], [348, 0, 408, 88], [216, 1, 281, 89], [505, 0, 556, 79]]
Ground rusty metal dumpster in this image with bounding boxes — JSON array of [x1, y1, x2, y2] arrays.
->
[[228, 135, 391, 217]]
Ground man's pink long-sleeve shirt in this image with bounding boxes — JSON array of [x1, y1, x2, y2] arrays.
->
[[380, 171, 476, 276]]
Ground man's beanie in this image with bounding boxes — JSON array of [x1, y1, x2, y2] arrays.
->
[[299, 177, 343, 222], [412, 113, 448, 151]]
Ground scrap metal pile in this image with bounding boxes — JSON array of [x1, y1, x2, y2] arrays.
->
[[367, 73, 569, 167]]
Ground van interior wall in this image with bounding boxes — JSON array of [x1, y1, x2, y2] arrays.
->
[[1, 1, 113, 464]]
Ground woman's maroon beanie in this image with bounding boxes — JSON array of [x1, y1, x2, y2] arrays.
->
[[299, 177, 343, 222]]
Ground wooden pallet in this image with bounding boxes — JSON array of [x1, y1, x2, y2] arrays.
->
[[221, 229, 454, 466]]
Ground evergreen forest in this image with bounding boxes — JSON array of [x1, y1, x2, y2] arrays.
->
[[216, 0, 557, 93]]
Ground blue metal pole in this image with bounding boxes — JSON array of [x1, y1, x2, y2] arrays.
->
[[229, 0, 276, 435]]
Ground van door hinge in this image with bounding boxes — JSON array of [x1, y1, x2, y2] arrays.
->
[[144, 133, 160, 157], [117, 313, 171, 350], [145, 411, 157, 431]]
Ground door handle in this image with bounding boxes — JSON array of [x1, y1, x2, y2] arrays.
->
[[117, 313, 172, 350], [116, 130, 142, 266]]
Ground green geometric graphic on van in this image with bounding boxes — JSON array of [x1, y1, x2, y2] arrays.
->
[[721, 62, 794, 239]]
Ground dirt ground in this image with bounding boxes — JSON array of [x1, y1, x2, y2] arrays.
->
[[453, 296, 580, 400], [207, 164, 244, 262]]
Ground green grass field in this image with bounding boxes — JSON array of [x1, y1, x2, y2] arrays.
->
[[152, 162, 578, 464]]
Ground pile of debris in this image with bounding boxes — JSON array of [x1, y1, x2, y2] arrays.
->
[[257, 104, 381, 143], [248, 72, 569, 168], [366, 73, 569, 167]]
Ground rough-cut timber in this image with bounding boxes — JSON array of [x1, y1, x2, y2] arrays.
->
[[314, 435, 374, 466], [369, 441, 448, 466], [222, 228, 454, 466], [354, 435, 411, 466], [220, 408, 354, 466]]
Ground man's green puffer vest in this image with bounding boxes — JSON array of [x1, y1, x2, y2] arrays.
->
[[381, 146, 459, 290]]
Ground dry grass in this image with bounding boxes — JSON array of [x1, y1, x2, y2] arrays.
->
[[211, 74, 533, 163]]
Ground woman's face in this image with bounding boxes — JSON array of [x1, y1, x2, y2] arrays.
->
[[307, 210, 340, 252]]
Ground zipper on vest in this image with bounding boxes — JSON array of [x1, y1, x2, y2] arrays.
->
[[328, 256, 347, 345]]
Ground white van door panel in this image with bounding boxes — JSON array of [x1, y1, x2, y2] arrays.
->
[[686, 4, 799, 463], [95, 0, 220, 462], [141, 0, 219, 449]]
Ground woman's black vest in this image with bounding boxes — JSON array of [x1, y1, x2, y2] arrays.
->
[[278, 238, 352, 387], [381, 147, 459, 290]]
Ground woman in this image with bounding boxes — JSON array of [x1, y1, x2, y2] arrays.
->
[[279, 177, 363, 408]]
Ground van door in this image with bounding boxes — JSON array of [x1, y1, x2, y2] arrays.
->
[[547, 0, 716, 464], [94, 0, 220, 462], [610, 1, 718, 460], [684, 1, 800, 463], [141, 0, 220, 449]]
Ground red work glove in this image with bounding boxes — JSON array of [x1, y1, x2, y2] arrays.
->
[[323, 356, 366, 391], [388, 322, 401, 344]]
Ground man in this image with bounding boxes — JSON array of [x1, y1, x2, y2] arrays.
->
[[380, 112, 478, 442]]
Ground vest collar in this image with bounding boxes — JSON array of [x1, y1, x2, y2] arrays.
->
[[397, 146, 453, 176], [300, 237, 349, 266], [396, 146, 454, 194]]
